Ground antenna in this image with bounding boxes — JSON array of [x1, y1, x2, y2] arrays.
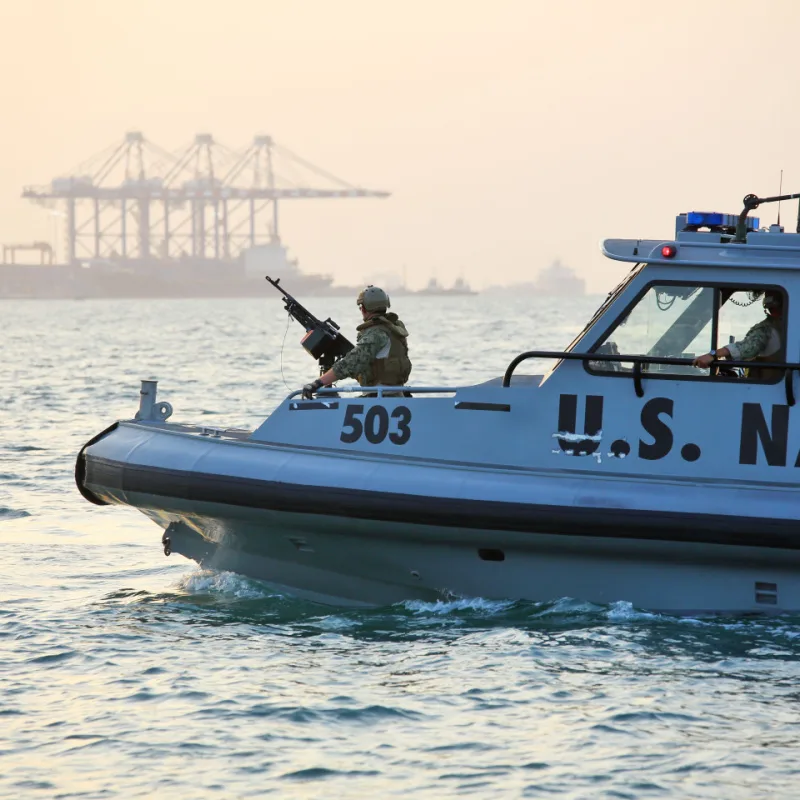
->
[[777, 169, 784, 226]]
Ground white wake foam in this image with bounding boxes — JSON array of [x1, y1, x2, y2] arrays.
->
[[605, 600, 662, 621], [177, 569, 273, 600], [402, 596, 515, 615]]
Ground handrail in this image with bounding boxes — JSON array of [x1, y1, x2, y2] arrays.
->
[[502, 350, 800, 405], [287, 385, 463, 401]]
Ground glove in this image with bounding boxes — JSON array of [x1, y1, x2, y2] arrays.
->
[[302, 378, 325, 399]]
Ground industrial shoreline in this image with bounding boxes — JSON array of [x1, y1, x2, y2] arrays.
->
[[2, 130, 584, 300], [3, 131, 390, 300], [0, 261, 480, 300]]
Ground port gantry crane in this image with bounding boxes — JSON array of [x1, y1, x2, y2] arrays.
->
[[22, 131, 389, 266]]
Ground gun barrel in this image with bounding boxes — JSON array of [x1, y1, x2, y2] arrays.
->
[[265, 275, 290, 297], [267, 278, 322, 323], [265, 275, 354, 368]]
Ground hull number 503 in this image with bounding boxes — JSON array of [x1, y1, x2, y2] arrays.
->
[[340, 404, 412, 445]]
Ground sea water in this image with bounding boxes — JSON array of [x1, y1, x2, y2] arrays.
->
[[2, 295, 799, 798]]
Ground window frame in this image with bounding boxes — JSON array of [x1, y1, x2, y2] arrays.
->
[[540, 262, 644, 382], [583, 279, 788, 385]]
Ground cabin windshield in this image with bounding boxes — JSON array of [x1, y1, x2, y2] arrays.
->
[[598, 284, 714, 363], [589, 282, 784, 379]]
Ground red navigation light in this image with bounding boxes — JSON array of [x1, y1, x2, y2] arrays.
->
[[661, 244, 677, 258]]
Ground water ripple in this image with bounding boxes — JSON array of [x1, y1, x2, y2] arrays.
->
[[2, 297, 800, 798]]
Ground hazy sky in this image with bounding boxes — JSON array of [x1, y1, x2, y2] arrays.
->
[[2, 0, 800, 291]]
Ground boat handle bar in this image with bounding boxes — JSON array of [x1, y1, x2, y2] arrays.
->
[[287, 385, 465, 401], [503, 350, 799, 405]]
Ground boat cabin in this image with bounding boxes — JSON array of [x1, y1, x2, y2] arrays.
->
[[558, 208, 794, 390]]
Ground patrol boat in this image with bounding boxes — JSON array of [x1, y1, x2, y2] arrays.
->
[[76, 192, 800, 613]]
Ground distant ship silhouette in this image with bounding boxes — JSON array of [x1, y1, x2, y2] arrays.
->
[[485, 260, 585, 297], [413, 277, 476, 296], [532, 260, 586, 296]]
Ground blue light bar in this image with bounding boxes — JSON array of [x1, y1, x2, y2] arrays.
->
[[687, 211, 723, 226], [686, 211, 760, 230]]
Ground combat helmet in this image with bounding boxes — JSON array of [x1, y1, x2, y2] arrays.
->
[[357, 285, 390, 312]]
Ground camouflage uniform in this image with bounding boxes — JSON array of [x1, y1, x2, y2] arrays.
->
[[332, 313, 411, 386], [727, 316, 782, 361], [727, 316, 783, 380]]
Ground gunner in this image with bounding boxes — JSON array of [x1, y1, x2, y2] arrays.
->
[[692, 291, 784, 379], [302, 285, 412, 398]]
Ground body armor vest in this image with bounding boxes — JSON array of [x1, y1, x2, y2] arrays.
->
[[749, 350, 784, 381], [356, 314, 412, 387], [748, 318, 783, 381]]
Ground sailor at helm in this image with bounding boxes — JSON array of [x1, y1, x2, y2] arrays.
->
[[692, 291, 784, 379], [302, 285, 412, 398]]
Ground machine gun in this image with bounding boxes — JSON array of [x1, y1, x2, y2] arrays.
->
[[266, 276, 354, 374]]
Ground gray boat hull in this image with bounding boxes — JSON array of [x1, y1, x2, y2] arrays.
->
[[78, 420, 800, 613], [156, 505, 800, 613]]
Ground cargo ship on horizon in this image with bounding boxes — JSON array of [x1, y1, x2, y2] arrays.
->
[[0, 238, 349, 299]]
